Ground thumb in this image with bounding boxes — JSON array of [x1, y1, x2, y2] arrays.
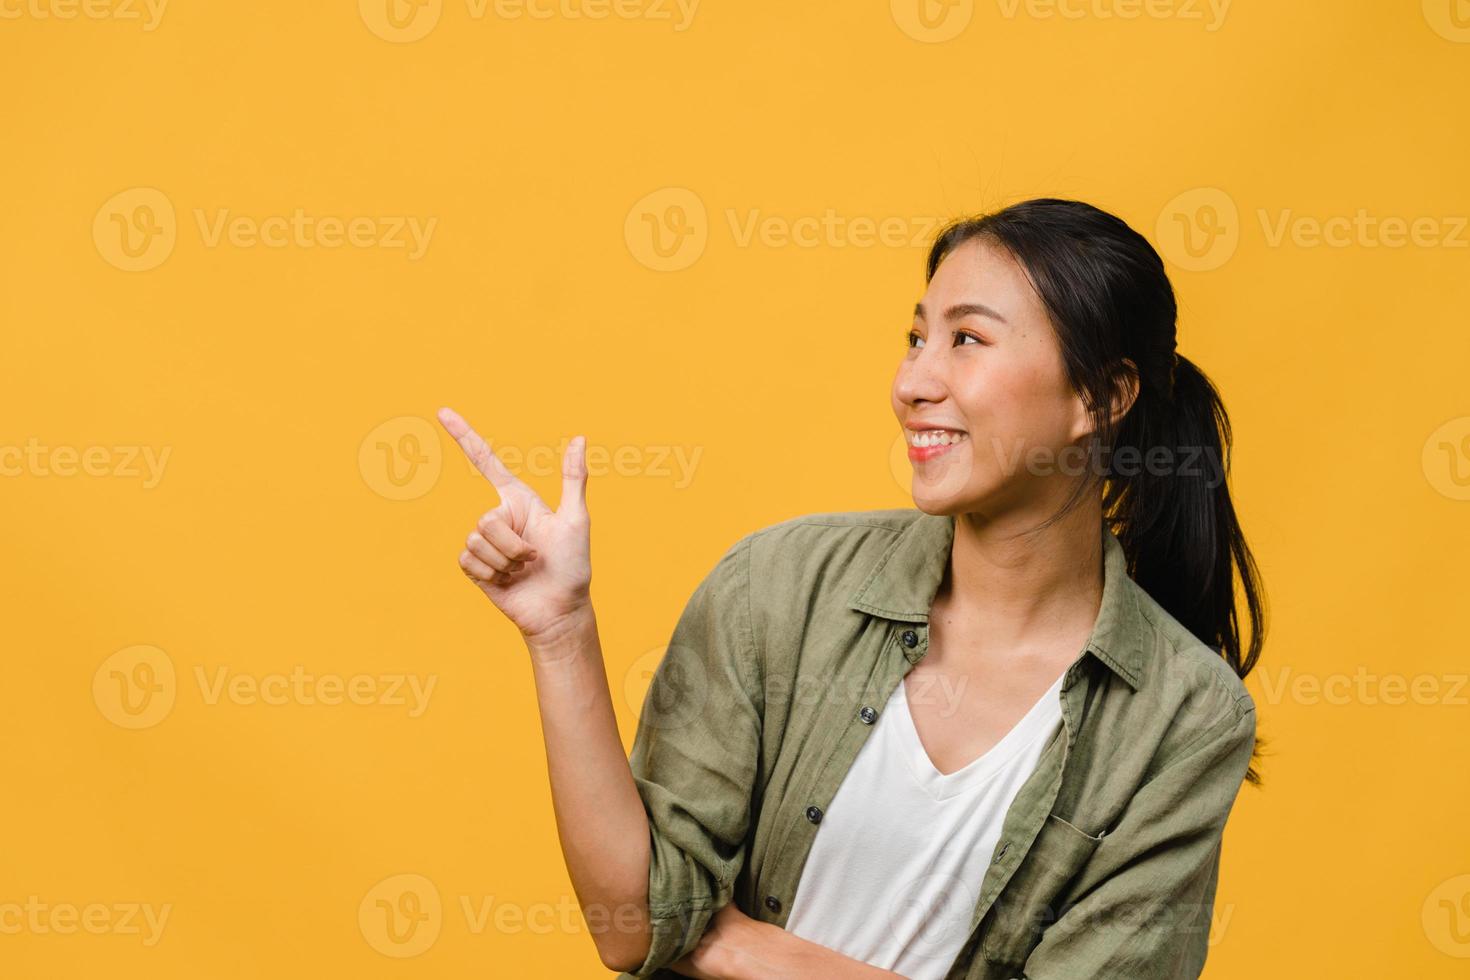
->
[[558, 434, 589, 518]]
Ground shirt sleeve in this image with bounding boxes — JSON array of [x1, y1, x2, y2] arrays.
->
[[1019, 694, 1256, 980], [625, 534, 763, 978]]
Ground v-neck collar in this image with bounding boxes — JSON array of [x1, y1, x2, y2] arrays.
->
[[889, 670, 1066, 802]]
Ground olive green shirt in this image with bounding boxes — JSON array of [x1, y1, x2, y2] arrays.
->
[[619, 508, 1256, 979]]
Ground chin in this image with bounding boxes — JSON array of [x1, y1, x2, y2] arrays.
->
[[908, 465, 1012, 517], [909, 483, 978, 516]]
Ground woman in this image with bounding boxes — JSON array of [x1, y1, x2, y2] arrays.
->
[[439, 197, 1265, 979]]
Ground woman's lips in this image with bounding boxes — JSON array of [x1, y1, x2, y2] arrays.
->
[[908, 441, 955, 462], [906, 431, 968, 462]]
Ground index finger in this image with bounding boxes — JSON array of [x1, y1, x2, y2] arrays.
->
[[436, 406, 523, 490]]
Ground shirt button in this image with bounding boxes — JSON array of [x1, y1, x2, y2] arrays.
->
[[764, 894, 782, 913], [901, 629, 919, 648], [805, 805, 823, 824], [859, 706, 878, 724]]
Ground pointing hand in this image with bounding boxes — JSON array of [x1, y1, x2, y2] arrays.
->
[[438, 406, 592, 643]]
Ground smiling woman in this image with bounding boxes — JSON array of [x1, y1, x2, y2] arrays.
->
[[441, 197, 1266, 979]]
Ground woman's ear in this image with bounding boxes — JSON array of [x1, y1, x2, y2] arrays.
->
[[1108, 359, 1141, 429], [1067, 360, 1140, 443]]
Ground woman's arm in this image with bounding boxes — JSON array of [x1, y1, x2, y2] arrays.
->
[[1017, 698, 1256, 978], [525, 608, 656, 971], [438, 409, 654, 970], [671, 904, 908, 979]]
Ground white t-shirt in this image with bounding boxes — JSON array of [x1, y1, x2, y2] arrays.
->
[[783, 670, 1066, 979]]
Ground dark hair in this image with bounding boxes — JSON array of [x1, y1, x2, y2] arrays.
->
[[925, 197, 1267, 784]]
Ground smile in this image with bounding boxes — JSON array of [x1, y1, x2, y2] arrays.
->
[[906, 429, 968, 448], [905, 428, 968, 462]]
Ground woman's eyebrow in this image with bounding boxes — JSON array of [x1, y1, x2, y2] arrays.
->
[[913, 301, 1009, 324]]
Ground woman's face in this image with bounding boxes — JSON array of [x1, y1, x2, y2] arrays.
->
[[891, 235, 1093, 517]]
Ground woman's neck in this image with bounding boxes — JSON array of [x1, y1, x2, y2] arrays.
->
[[937, 503, 1106, 657]]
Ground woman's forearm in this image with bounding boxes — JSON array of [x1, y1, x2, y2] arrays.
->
[[433, 413, 647, 969], [729, 931, 908, 980], [525, 606, 653, 972], [673, 902, 907, 979]]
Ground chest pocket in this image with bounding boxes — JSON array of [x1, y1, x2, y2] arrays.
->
[[980, 812, 1105, 967]]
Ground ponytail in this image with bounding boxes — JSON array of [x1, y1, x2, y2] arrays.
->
[[1105, 353, 1266, 785], [1105, 353, 1265, 682]]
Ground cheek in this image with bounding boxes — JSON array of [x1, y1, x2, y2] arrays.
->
[[959, 359, 1076, 445]]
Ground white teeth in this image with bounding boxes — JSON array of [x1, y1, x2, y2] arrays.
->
[[910, 429, 967, 447]]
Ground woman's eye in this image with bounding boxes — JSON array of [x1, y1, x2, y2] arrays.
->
[[908, 329, 983, 349]]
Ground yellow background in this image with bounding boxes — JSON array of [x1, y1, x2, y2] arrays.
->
[[3, 0, 1468, 976]]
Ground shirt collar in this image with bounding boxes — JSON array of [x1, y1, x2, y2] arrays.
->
[[845, 510, 1148, 690]]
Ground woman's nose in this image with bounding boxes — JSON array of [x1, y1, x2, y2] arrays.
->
[[896, 351, 948, 406]]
